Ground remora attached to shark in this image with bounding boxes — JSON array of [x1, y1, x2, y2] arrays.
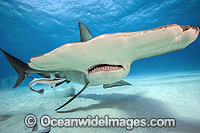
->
[[1, 22, 199, 111], [28, 74, 66, 94]]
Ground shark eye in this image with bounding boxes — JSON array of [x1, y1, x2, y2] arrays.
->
[[180, 25, 190, 32]]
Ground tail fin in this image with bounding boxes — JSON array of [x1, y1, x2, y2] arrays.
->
[[0, 48, 32, 88]]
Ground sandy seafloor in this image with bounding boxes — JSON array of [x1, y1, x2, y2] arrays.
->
[[0, 71, 200, 133]]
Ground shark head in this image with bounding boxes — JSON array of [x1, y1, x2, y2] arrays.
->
[[163, 24, 199, 52], [178, 25, 199, 41]]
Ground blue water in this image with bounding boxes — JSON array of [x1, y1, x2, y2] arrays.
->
[[0, 0, 200, 79]]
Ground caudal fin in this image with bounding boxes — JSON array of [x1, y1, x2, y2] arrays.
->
[[0, 48, 32, 88]]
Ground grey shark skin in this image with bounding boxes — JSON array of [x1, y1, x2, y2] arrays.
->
[[28, 74, 66, 94], [1, 23, 199, 111]]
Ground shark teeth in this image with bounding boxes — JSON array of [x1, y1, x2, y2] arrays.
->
[[88, 64, 123, 74]]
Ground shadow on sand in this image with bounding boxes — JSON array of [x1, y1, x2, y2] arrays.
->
[[0, 114, 12, 122], [57, 93, 200, 132]]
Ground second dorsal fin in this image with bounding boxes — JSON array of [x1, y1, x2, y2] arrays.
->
[[78, 22, 93, 42]]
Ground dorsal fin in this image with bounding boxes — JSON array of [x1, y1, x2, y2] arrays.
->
[[78, 22, 93, 42]]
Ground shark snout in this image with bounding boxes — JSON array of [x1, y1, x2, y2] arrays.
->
[[190, 25, 199, 34], [179, 25, 199, 42], [190, 25, 199, 39], [180, 25, 199, 35], [180, 25, 199, 32]]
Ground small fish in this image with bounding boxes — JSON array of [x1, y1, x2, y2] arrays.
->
[[28, 74, 66, 94]]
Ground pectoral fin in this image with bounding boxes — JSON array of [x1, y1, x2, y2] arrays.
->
[[103, 80, 132, 89]]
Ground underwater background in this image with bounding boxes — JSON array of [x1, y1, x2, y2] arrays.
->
[[0, 0, 200, 133]]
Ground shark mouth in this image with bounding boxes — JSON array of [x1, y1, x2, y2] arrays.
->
[[88, 64, 123, 74]]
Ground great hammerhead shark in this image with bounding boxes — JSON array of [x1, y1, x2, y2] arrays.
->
[[1, 22, 199, 111]]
